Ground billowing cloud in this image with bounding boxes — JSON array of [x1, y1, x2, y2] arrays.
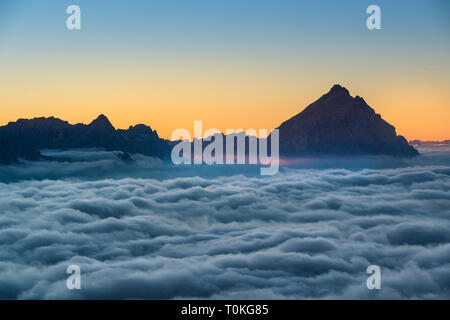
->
[[0, 147, 449, 299]]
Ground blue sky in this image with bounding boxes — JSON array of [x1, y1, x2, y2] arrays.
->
[[0, 0, 449, 139]]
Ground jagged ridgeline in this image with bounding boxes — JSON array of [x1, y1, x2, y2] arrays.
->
[[0, 85, 419, 164], [0, 114, 171, 164]]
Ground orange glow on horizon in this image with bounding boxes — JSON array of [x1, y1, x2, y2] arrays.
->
[[1, 88, 449, 141], [0, 63, 448, 141]]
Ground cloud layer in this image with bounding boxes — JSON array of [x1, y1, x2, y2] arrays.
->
[[0, 147, 449, 299]]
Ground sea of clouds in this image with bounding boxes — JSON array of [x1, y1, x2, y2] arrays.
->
[[0, 146, 449, 299]]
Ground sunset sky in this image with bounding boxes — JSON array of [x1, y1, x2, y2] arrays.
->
[[0, 0, 449, 140]]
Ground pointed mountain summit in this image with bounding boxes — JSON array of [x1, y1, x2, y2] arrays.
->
[[328, 83, 350, 96], [88, 114, 115, 131], [276, 84, 419, 157]]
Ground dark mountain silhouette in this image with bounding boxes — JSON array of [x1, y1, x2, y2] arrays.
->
[[273, 84, 419, 157], [0, 85, 419, 164], [0, 115, 171, 164]]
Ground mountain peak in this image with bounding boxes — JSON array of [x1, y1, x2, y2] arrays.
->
[[128, 124, 153, 134], [277, 85, 419, 157], [93, 114, 109, 122], [89, 114, 115, 130], [328, 84, 350, 96]]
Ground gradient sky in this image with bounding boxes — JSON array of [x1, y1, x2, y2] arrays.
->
[[0, 0, 449, 140]]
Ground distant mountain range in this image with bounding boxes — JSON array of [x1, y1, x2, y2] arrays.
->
[[409, 139, 450, 146], [0, 84, 419, 164], [0, 114, 170, 164]]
